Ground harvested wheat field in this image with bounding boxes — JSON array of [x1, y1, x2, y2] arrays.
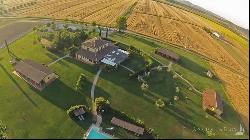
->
[[12, 0, 137, 26], [210, 62, 249, 131], [127, 0, 247, 75]]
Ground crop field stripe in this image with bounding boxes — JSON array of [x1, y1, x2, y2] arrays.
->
[[155, 0, 249, 41], [127, 0, 247, 79], [51, 0, 95, 18], [83, 0, 138, 26], [125, 28, 248, 78], [82, 0, 125, 19], [133, 12, 203, 28]]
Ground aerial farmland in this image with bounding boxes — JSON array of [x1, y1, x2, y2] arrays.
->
[[0, 0, 249, 139]]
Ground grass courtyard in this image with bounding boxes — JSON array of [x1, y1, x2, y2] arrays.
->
[[0, 30, 248, 139]]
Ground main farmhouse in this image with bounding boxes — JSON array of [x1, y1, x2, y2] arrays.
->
[[75, 37, 129, 66]]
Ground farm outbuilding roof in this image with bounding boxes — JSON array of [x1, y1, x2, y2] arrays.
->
[[155, 48, 180, 61], [111, 117, 144, 135], [14, 59, 54, 83], [202, 90, 223, 112]]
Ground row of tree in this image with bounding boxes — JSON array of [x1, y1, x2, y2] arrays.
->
[[37, 23, 88, 51]]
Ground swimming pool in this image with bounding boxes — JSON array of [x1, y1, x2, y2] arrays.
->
[[86, 125, 113, 139]]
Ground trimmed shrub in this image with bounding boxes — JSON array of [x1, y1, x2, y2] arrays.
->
[[66, 105, 89, 116], [155, 99, 165, 108], [95, 97, 110, 113], [75, 73, 87, 93]]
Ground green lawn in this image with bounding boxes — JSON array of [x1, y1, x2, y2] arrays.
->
[[0, 32, 95, 138], [0, 31, 248, 139]]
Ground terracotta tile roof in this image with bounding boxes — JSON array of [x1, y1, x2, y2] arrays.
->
[[76, 41, 117, 62], [14, 59, 54, 83], [83, 37, 111, 49], [111, 117, 144, 135], [202, 90, 223, 112]]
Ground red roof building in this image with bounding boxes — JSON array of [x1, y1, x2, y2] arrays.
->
[[202, 90, 223, 117]]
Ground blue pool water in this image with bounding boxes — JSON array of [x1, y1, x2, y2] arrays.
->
[[86, 126, 113, 139]]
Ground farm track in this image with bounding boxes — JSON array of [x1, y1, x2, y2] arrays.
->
[[0, 20, 42, 48]]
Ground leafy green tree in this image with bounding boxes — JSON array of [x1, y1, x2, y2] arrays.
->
[[141, 83, 149, 92], [63, 24, 69, 29], [56, 30, 73, 49], [71, 32, 82, 46], [155, 99, 165, 108], [46, 22, 51, 27], [51, 34, 61, 50], [98, 27, 102, 37], [105, 28, 109, 38], [51, 22, 56, 30], [79, 29, 88, 41], [95, 97, 110, 112], [116, 16, 127, 32], [175, 86, 180, 93], [174, 96, 179, 101]]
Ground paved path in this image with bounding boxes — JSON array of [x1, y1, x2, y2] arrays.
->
[[91, 68, 103, 100], [173, 70, 202, 95], [96, 115, 102, 127], [48, 54, 69, 66]]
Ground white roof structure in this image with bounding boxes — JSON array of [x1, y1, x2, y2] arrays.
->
[[101, 49, 129, 66], [213, 32, 220, 38]]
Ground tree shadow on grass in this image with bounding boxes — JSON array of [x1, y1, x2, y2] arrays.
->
[[147, 70, 176, 99], [64, 57, 99, 75], [38, 79, 91, 111], [179, 56, 209, 77], [94, 85, 111, 99], [132, 35, 160, 49], [162, 106, 206, 137], [0, 63, 38, 107]]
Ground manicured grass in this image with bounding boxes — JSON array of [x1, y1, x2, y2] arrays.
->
[[0, 31, 248, 139], [0, 32, 95, 138]]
